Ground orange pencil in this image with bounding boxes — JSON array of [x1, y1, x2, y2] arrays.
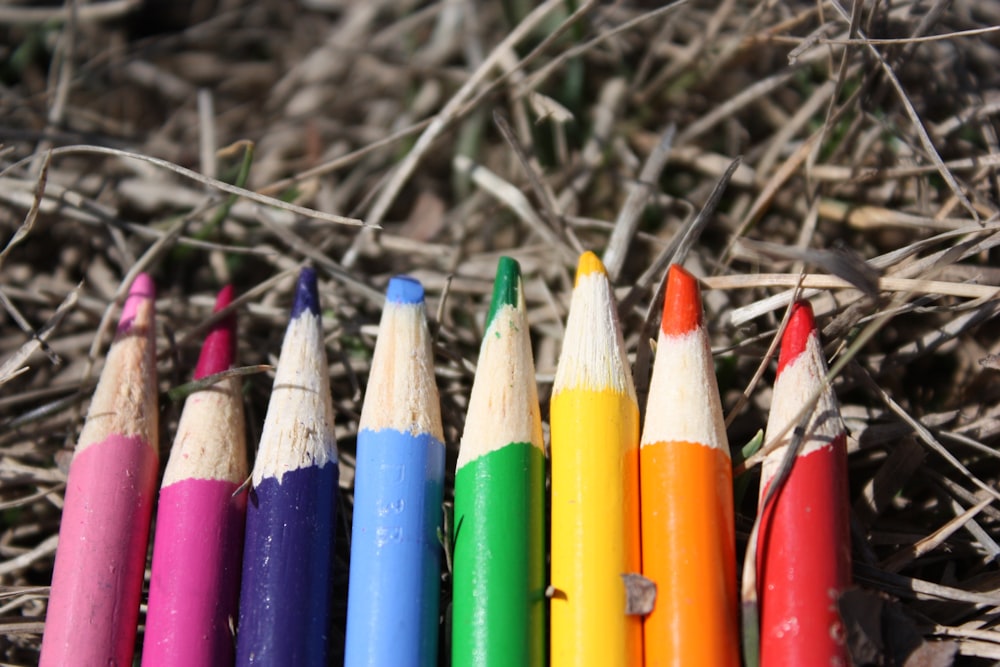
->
[[639, 265, 739, 666]]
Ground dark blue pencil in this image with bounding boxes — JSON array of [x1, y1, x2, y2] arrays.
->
[[344, 276, 446, 667], [235, 267, 339, 666]]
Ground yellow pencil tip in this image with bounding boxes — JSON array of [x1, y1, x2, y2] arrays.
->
[[575, 251, 607, 286]]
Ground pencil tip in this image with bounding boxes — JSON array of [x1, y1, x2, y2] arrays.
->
[[386, 275, 424, 305], [119, 273, 155, 332], [776, 300, 816, 376], [661, 264, 702, 336], [575, 251, 607, 285], [290, 267, 320, 319], [486, 257, 521, 329], [194, 285, 237, 379]]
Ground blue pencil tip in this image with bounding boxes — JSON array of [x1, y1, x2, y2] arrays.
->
[[386, 276, 424, 304], [291, 267, 320, 318]]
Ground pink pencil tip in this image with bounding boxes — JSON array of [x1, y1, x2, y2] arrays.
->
[[119, 273, 156, 333], [194, 286, 237, 379], [660, 265, 702, 336], [776, 300, 816, 376]]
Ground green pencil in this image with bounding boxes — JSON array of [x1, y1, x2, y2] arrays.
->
[[452, 257, 547, 667]]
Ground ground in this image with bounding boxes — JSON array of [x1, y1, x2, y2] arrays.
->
[[1, 0, 1000, 665]]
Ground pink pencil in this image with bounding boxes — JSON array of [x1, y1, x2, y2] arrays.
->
[[142, 285, 248, 667], [40, 273, 160, 667], [757, 301, 851, 666]]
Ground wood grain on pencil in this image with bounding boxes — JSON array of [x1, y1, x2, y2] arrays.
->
[[40, 273, 159, 667], [550, 251, 641, 667], [143, 285, 247, 667], [344, 276, 445, 667], [453, 257, 546, 667], [236, 267, 339, 666], [640, 265, 738, 667], [757, 300, 851, 667]]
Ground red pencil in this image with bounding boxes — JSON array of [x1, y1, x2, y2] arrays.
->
[[757, 300, 851, 666], [143, 285, 248, 667], [40, 274, 159, 667]]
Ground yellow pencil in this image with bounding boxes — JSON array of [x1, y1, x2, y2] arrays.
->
[[550, 251, 642, 667]]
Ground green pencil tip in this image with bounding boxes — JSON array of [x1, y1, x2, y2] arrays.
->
[[486, 256, 521, 330]]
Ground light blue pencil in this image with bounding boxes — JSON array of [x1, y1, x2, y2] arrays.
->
[[344, 276, 446, 667]]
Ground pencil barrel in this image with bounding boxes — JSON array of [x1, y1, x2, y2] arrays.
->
[[549, 390, 641, 667], [640, 441, 739, 666], [143, 479, 246, 666], [452, 443, 546, 667], [757, 436, 851, 666], [40, 435, 158, 667], [344, 430, 445, 667], [236, 462, 339, 666]]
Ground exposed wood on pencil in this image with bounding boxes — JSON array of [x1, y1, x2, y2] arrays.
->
[[143, 285, 248, 667], [344, 275, 446, 667], [452, 257, 546, 667], [640, 265, 738, 666], [235, 267, 339, 666], [550, 251, 642, 667], [40, 273, 159, 667], [757, 300, 851, 667]]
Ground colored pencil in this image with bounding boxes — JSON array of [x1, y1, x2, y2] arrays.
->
[[757, 300, 851, 666], [452, 257, 546, 667], [550, 251, 642, 667], [40, 273, 159, 667], [639, 265, 739, 666], [235, 267, 339, 666], [143, 285, 248, 667], [344, 276, 446, 667]]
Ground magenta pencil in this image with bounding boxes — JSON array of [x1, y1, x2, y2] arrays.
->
[[40, 274, 160, 667], [142, 285, 248, 667]]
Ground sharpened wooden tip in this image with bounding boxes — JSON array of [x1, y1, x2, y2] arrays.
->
[[194, 285, 236, 380], [776, 300, 817, 376], [486, 257, 520, 330], [574, 251, 607, 286], [661, 265, 702, 336]]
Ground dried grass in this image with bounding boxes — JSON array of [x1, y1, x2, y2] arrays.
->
[[1, 0, 999, 663]]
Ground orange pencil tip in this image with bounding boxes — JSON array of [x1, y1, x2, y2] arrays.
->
[[661, 265, 702, 336], [776, 300, 816, 376], [575, 251, 607, 286]]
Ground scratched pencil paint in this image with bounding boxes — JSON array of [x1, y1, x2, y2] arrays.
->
[[40, 273, 159, 667], [757, 300, 851, 667], [143, 285, 247, 667], [235, 267, 339, 666], [639, 265, 738, 667], [344, 276, 446, 667], [452, 257, 546, 667]]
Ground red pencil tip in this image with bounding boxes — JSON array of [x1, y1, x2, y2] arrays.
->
[[660, 265, 702, 336], [194, 285, 237, 379], [776, 300, 816, 376]]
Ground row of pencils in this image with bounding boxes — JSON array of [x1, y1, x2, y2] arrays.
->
[[38, 253, 850, 667]]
